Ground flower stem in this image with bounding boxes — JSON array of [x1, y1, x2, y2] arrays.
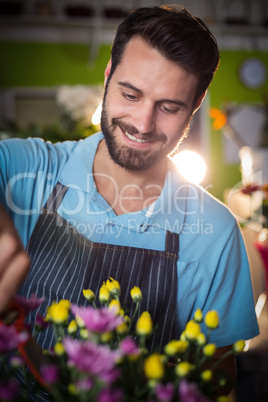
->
[[209, 350, 233, 371], [131, 302, 140, 327]]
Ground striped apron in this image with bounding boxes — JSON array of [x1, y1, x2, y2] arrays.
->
[[18, 182, 179, 352]]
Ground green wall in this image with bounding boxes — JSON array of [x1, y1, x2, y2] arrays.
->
[[1, 41, 268, 200], [0, 41, 111, 87]]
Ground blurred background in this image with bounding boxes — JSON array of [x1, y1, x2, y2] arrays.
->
[[0, 1, 268, 400], [0, 0, 268, 198]]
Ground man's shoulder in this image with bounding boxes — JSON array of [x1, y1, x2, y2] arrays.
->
[[0, 132, 103, 168], [0, 136, 78, 163]]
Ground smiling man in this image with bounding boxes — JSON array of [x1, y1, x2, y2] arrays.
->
[[0, 5, 258, 395], [100, 37, 198, 173]]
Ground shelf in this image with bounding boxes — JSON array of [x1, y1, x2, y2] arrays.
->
[[0, 15, 268, 49]]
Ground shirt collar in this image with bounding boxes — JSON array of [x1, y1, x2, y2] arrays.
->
[[59, 132, 190, 233]]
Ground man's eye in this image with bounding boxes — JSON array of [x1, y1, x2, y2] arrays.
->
[[123, 93, 137, 101], [161, 105, 178, 114]]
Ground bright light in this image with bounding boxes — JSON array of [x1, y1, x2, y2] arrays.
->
[[239, 146, 253, 180], [172, 150, 207, 185], [91, 101, 103, 126]]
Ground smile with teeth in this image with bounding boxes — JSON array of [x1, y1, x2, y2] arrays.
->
[[124, 131, 151, 143]]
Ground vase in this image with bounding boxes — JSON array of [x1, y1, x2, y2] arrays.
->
[[255, 228, 268, 294]]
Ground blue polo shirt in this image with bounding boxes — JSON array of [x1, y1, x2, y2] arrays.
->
[[0, 133, 259, 346]]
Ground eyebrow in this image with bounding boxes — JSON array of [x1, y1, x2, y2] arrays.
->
[[118, 81, 188, 109], [118, 81, 143, 94]]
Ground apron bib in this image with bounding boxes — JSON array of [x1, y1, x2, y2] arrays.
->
[[19, 182, 179, 352]]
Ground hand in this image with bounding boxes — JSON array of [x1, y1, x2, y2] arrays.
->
[[0, 204, 30, 314]]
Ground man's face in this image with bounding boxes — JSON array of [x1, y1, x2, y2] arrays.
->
[[101, 36, 199, 172]]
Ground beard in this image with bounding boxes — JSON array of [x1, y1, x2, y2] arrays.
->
[[100, 100, 189, 172]]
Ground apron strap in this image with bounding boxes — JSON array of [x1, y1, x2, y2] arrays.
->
[[43, 182, 68, 212], [165, 230, 180, 256]]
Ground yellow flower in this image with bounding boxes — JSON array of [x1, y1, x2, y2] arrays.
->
[[233, 340, 245, 354], [106, 277, 121, 297], [164, 340, 188, 356], [80, 328, 89, 339], [180, 331, 186, 341], [68, 384, 78, 395], [194, 308, 203, 323], [185, 320, 201, 340], [45, 300, 70, 325], [201, 369, 213, 381], [219, 378, 227, 387], [205, 310, 219, 329], [144, 354, 165, 380], [54, 342, 65, 356], [136, 311, 153, 336], [124, 315, 131, 326], [99, 283, 110, 304], [217, 396, 231, 402], [101, 332, 113, 343], [128, 353, 140, 362], [75, 315, 85, 328], [67, 320, 78, 336], [196, 333, 206, 346], [58, 300, 71, 309], [175, 362, 193, 377], [116, 322, 128, 335], [82, 289, 95, 302], [130, 286, 142, 302], [109, 299, 122, 315], [203, 343, 216, 357]]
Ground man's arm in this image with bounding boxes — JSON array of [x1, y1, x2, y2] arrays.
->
[[0, 204, 30, 314]]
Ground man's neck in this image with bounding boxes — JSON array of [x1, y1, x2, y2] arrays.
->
[[93, 140, 167, 215]]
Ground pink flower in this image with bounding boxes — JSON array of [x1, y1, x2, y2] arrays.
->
[[40, 364, 59, 384], [0, 380, 18, 401], [119, 337, 140, 356], [15, 294, 45, 314], [76, 378, 93, 391], [179, 380, 210, 402], [71, 305, 123, 333], [64, 338, 121, 383], [10, 355, 24, 368], [155, 383, 174, 402], [97, 388, 123, 402], [0, 324, 28, 353]]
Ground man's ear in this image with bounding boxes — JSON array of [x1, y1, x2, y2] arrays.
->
[[104, 59, 112, 87], [193, 91, 206, 113]]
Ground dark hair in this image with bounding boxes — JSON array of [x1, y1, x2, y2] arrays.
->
[[110, 5, 220, 106]]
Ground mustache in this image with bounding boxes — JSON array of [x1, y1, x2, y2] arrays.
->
[[112, 118, 167, 143]]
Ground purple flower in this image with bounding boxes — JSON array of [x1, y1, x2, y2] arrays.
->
[[15, 294, 45, 314], [35, 312, 50, 330], [119, 337, 140, 356], [0, 324, 28, 353], [155, 383, 174, 402], [0, 380, 18, 401], [64, 338, 121, 383], [40, 364, 59, 384], [97, 388, 123, 402], [71, 305, 124, 333], [179, 380, 210, 402]]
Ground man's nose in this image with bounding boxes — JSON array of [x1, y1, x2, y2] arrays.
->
[[133, 102, 155, 134]]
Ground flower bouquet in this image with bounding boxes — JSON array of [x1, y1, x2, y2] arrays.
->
[[0, 278, 244, 402]]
